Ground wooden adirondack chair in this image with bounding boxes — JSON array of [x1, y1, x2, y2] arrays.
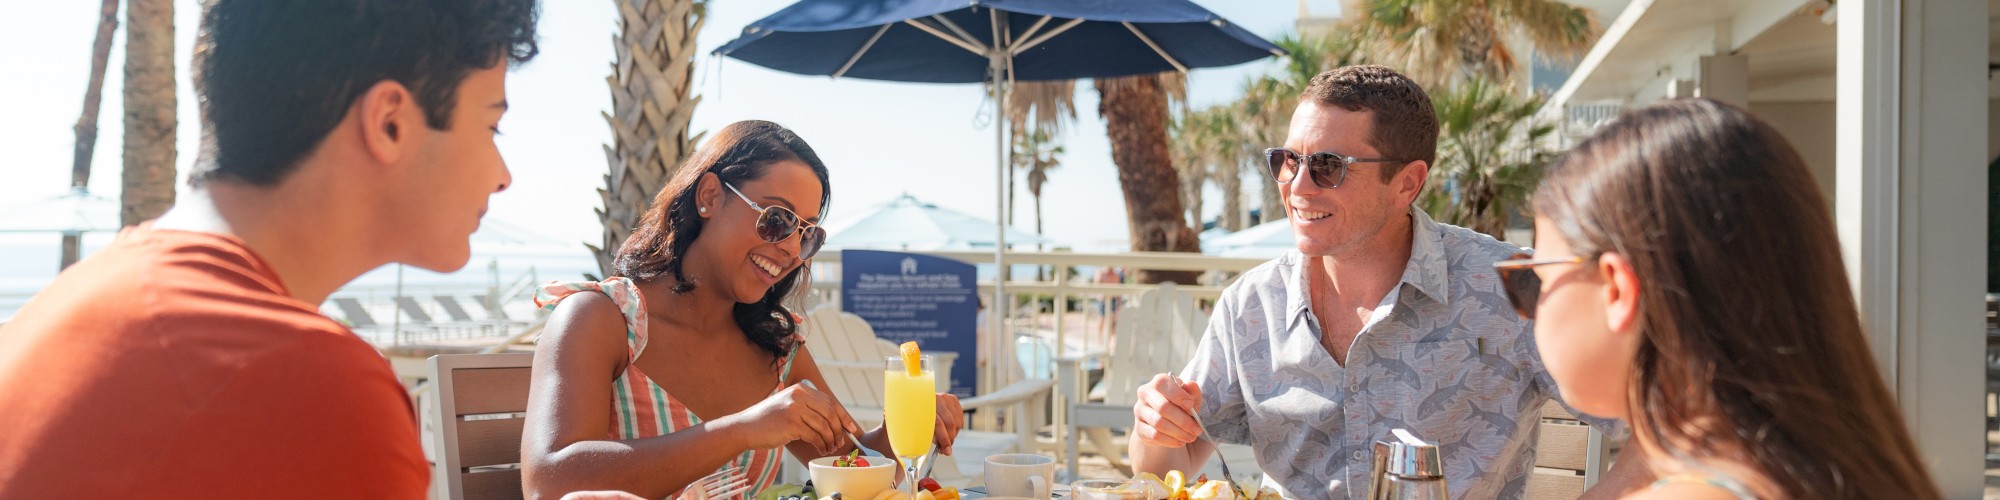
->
[[794, 307, 1055, 488], [1059, 282, 1260, 482]]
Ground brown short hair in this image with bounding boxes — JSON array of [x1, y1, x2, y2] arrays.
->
[[1299, 65, 1438, 182]]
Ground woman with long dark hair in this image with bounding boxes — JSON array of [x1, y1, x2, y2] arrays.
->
[[1496, 99, 1939, 499], [520, 121, 962, 499]]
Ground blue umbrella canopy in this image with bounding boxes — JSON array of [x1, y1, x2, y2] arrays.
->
[[713, 0, 1284, 83]]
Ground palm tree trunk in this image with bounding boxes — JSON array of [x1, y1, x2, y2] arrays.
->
[[64, 0, 119, 270], [72, 0, 118, 189], [594, 0, 705, 279], [122, 0, 176, 227], [1220, 160, 1243, 231], [1260, 172, 1282, 223], [1033, 191, 1046, 281], [1007, 165, 1017, 226], [1180, 161, 1204, 232], [1095, 75, 1200, 285]]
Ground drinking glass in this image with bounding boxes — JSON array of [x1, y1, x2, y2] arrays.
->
[[883, 355, 936, 495]]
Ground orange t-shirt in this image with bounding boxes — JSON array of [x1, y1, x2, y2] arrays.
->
[[0, 226, 428, 499]]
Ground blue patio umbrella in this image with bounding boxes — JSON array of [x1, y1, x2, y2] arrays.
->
[[715, 0, 1282, 386], [713, 0, 1283, 83]]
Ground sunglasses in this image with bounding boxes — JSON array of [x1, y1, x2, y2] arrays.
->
[[1492, 253, 1588, 320], [1264, 147, 1408, 189], [724, 182, 826, 261]]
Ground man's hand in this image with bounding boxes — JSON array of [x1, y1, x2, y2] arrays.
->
[[933, 392, 963, 455], [1132, 373, 1205, 448]]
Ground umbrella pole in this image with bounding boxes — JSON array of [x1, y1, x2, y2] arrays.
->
[[394, 263, 404, 346], [991, 74, 1008, 396], [988, 8, 1011, 398]]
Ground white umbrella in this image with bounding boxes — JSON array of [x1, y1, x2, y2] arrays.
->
[[1202, 219, 1295, 259], [823, 194, 1054, 251], [0, 186, 122, 270], [0, 187, 120, 235]]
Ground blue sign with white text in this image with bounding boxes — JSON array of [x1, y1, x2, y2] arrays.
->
[[841, 250, 979, 397]]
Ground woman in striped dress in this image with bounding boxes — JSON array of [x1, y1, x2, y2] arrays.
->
[[520, 120, 963, 499]]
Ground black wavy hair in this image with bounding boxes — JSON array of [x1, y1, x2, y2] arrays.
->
[[614, 120, 831, 359], [194, 0, 540, 186]]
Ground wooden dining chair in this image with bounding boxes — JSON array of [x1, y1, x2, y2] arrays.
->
[[1526, 402, 1614, 499], [429, 353, 535, 500]]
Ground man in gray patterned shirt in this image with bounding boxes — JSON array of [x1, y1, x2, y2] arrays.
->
[[1129, 66, 1651, 499]]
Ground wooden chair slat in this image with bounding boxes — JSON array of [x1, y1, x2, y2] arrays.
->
[[1534, 421, 1592, 471], [1540, 401, 1577, 421], [457, 417, 527, 468], [460, 468, 526, 500], [1525, 468, 1585, 500], [452, 367, 533, 415]]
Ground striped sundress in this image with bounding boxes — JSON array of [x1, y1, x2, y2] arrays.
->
[[536, 278, 799, 499]]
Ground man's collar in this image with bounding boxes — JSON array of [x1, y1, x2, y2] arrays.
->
[[1402, 207, 1451, 305], [1284, 207, 1451, 330]]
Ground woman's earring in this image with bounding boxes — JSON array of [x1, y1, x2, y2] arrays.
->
[[699, 207, 708, 214]]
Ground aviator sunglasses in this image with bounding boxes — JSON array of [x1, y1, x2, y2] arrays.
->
[[724, 182, 825, 261], [1491, 253, 1589, 320]]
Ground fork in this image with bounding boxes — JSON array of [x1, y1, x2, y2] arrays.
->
[[686, 465, 751, 500], [1174, 376, 1247, 498], [799, 380, 887, 461]]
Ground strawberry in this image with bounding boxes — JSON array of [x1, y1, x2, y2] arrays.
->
[[917, 478, 941, 492]]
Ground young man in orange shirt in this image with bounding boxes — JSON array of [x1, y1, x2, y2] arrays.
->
[[0, 1, 539, 497]]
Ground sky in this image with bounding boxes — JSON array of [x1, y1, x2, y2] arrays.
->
[[0, 1, 1340, 262]]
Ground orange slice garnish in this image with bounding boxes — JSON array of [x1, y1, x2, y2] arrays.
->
[[899, 341, 922, 375]]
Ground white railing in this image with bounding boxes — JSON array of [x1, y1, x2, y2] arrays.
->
[[799, 248, 1268, 447], [325, 265, 548, 347], [1563, 101, 1626, 139]]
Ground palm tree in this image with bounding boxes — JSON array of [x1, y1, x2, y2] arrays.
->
[[1009, 122, 1065, 245], [1095, 73, 1201, 284], [61, 0, 119, 269], [1342, 0, 1597, 88], [592, 0, 706, 279], [123, 0, 177, 226], [1168, 107, 1209, 231], [1421, 78, 1555, 238], [1005, 79, 1076, 230], [1170, 105, 1252, 233]]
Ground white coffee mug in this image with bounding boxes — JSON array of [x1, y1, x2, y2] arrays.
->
[[983, 454, 1056, 499]]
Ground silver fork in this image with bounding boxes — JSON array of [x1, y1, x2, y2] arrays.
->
[[1175, 376, 1247, 498], [687, 465, 751, 500]]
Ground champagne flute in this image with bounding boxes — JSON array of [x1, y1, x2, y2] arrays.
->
[[883, 355, 936, 496]]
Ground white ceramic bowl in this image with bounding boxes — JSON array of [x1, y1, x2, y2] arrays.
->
[[807, 456, 896, 499]]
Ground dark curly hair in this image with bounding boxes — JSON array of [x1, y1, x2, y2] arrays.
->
[[1300, 65, 1438, 182], [614, 121, 831, 359], [194, 0, 541, 186]]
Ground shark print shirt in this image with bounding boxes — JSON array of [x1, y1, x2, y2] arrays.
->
[[1182, 208, 1621, 499]]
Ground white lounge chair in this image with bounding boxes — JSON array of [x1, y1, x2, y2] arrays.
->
[[1059, 282, 1260, 482]]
